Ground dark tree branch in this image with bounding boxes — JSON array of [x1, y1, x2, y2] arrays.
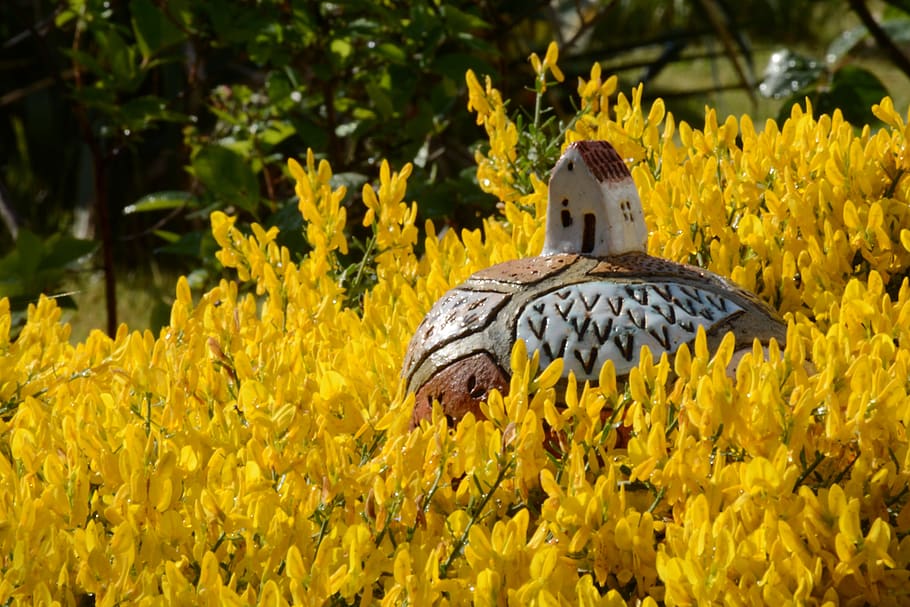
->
[[70, 19, 117, 336], [0, 70, 74, 107], [697, 0, 756, 106], [849, 0, 910, 78]]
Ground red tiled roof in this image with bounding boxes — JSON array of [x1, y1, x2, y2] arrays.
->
[[569, 140, 630, 183]]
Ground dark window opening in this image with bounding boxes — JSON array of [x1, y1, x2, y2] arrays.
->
[[561, 209, 573, 227], [467, 374, 484, 399], [582, 213, 596, 254]]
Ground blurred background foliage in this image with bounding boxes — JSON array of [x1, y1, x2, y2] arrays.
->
[[2, 0, 910, 340]]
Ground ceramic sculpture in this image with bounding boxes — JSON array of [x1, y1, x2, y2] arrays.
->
[[403, 140, 786, 426]]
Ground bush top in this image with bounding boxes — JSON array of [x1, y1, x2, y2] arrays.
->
[[3, 47, 910, 604]]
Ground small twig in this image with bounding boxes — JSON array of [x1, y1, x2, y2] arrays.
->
[[884, 168, 905, 199], [792, 451, 825, 492], [830, 451, 860, 486], [696, 0, 756, 107], [118, 204, 187, 241], [438, 457, 515, 578], [350, 233, 377, 293], [647, 486, 666, 514], [2, 7, 60, 49], [0, 179, 19, 240], [561, 0, 615, 54]]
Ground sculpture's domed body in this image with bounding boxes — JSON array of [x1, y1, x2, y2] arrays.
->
[[403, 141, 786, 425]]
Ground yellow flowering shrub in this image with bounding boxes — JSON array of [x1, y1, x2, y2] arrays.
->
[[4, 42, 910, 605]]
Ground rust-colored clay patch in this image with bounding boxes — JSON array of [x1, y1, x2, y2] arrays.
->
[[410, 352, 509, 428], [471, 254, 577, 285], [586, 259, 638, 276], [588, 252, 708, 280]]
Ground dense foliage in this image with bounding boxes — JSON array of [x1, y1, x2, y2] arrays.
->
[[3, 45, 910, 604], [7, 0, 910, 335]]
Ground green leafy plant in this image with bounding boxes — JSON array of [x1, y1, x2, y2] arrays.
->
[[3, 0, 909, 337], [0, 229, 96, 331], [759, 3, 910, 123]]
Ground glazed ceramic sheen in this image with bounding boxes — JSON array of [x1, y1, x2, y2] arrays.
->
[[403, 140, 786, 426]]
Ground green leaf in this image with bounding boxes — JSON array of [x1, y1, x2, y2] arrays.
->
[[191, 145, 260, 212], [821, 66, 889, 124], [433, 53, 495, 83], [130, 0, 187, 62], [777, 66, 888, 126], [93, 28, 139, 89], [884, 1, 910, 18], [440, 5, 489, 31], [330, 38, 353, 62], [365, 79, 395, 118], [825, 26, 869, 66], [40, 235, 97, 271], [124, 191, 199, 214], [259, 121, 296, 147], [15, 230, 43, 276], [55, 7, 78, 27], [266, 71, 293, 107], [163, 0, 197, 33], [152, 229, 181, 243], [406, 4, 445, 49], [60, 47, 107, 79], [155, 230, 214, 259], [0, 230, 42, 297], [0, 230, 94, 302], [375, 43, 406, 64], [119, 96, 186, 132], [827, 18, 910, 66], [880, 18, 910, 43], [266, 201, 308, 255], [215, 138, 253, 159], [205, 2, 269, 44], [759, 49, 823, 99]]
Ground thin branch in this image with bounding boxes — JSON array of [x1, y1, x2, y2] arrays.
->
[[696, 0, 756, 107], [0, 70, 75, 107], [849, 0, 910, 78], [70, 16, 118, 336]]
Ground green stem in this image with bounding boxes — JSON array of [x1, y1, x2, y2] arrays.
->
[[792, 451, 825, 492], [439, 457, 515, 578], [647, 486, 666, 514], [351, 233, 377, 291]]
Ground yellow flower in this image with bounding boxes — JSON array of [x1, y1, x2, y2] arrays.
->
[[6, 39, 910, 606], [529, 42, 565, 92]]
